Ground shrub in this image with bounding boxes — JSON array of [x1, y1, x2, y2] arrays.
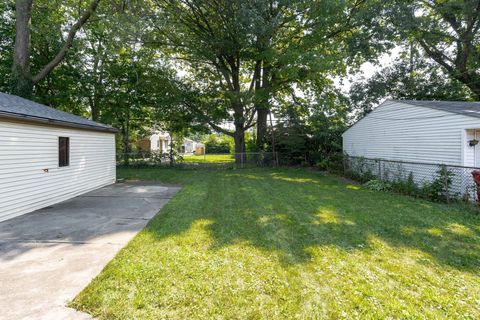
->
[[203, 134, 233, 154], [364, 179, 392, 192], [421, 165, 456, 202], [391, 172, 418, 196]]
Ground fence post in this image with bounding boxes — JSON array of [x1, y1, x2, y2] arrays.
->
[[445, 168, 450, 204], [378, 160, 382, 180]]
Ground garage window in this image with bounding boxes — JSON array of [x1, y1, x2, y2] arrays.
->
[[59, 137, 70, 167]]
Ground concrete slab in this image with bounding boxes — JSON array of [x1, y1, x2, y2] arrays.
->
[[0, 181, 180, 320]]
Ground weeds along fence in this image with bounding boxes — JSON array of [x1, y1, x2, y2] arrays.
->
[[343, 155, 479, 203], [116, 152, 280, 169]]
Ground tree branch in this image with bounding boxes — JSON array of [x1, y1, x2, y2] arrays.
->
[[32, 0, 101, 84]]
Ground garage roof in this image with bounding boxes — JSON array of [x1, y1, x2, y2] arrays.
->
[[393, 100, 480, 119], [0, 92, 118, 133]]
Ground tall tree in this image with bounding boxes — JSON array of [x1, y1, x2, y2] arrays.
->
[[386, 0, 480, 99], [150, 0, 388, 155], [11, 0, 101, 98]]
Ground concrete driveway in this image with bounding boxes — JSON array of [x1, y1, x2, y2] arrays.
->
[[0, 181, 180, 320]]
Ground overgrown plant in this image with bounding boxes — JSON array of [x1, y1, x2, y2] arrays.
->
[[345, 156, 463, 204], [364, 180, 392, 192]]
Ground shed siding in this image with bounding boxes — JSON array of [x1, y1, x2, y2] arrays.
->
[[0, 119, 116, 222], [343, 101, 480, 166]]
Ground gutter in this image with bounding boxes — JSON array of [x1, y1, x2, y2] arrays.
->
[[0, 111, 119, 133]]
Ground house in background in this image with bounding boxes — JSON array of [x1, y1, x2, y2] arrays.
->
[[149, 131, 172, 153], [137, 131, 204, 155], [0, 92, 118, 222], [343, 100, 480, 198]]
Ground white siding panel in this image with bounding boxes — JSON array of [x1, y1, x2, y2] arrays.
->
[[0, 120, 116, 222], [464, 130, 475, 167], [343, 101, 480, 166]]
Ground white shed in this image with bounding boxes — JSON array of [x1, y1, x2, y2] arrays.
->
[[0, 92, 118, 222]]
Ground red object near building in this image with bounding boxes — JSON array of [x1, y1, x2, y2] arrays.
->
[[471, 170, 480, 203]]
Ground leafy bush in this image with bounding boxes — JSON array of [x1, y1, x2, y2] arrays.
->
[[316, 152, 344, 173], [391, 172, 418, 196], [421, 165, 456, 202], [203, 134, 233, 154], [364, 179, 392, 192], [345, 158, 461, 204]]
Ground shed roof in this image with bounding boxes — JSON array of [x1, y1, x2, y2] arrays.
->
[[0, 92, 118, 133], [390, 100, 480, 119]]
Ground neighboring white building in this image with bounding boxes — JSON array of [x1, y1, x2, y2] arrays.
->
[[0, 92, 117, 222], [343, 100, 480, 166], [149, 131, 172, 153], [145, 131, 202, 154], [343, 100, 480, 198]]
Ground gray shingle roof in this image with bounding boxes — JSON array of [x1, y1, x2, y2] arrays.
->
[[0, 92, 118, 133], [391, 99, 480, 119]]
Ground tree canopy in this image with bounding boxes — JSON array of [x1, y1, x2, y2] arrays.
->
[[1, 0, 478, 158]]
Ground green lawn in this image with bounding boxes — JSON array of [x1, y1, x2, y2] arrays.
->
[[71, 168, 480, 319], [181, 154, 234, 163]]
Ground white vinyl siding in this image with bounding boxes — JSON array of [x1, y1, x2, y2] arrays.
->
[[0, 119, 116, 222], [464, 130, 476, 167], [343, 101, 480, 166]]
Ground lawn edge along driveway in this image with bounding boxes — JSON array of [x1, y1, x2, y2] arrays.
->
[[0, 181, 180, 320]]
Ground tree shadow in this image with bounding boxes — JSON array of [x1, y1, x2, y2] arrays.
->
[[144, 169, 480, 272], [0, 181, 180, 262]]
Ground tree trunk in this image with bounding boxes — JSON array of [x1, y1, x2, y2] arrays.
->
[[91, 103, 100, 121], [12, 0, 33, 98], [12, 0, 101, 98], [255, 63, 271, 151], [256, 108, 268, 150], [122, 119, 130, 165], [233, 103, 246, 163], [234, 127, 246, 164]]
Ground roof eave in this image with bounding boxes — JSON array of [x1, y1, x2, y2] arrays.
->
[[0, 111, 119, 133]]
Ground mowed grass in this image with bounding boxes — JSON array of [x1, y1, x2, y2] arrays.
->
[[71, 168, 480, 319], [181, 154, 234, 163]]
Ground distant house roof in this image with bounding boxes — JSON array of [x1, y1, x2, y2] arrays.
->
[[0, 92, 118, 133], [390, 99, 480, 119]]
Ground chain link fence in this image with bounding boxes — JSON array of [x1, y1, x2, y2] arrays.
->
[[344, 154, 480, 203], [116, 152, 279, 169]]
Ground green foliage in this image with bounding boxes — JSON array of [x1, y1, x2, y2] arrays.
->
[[346, 158, 462, 204], [421, 165, 456, 202], [350, 47, 474, 117], [202, 134, 233, 154], [149, 0, 390, 152], [383, 1, 480, 99], [265, 89, 349, 167], [364, 179, 392, 192], [390, 172, 419, 197]]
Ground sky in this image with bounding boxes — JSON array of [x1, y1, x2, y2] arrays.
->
[[335, 47, 401, 93]]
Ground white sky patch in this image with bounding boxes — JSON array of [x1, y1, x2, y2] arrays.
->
[[334, 47, 402, 93]]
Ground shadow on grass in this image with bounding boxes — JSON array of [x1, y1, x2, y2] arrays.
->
[[139, 168, 480, 272]]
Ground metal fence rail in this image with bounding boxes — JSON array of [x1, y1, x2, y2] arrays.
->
[[116, 152, 279, 168], [344, 155, 480, 203]]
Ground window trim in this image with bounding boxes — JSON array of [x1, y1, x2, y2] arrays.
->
[[58, 137, 70, 167]]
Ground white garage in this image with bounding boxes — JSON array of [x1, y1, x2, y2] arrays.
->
[[343, 100, 480, 166], [343, 100, 480, 199], [0, 92, 118, 222]]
